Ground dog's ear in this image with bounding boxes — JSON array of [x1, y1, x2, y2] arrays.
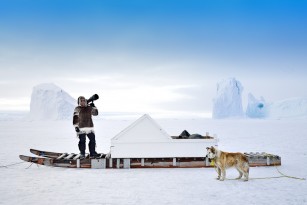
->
[[211, 146, 215, 153]]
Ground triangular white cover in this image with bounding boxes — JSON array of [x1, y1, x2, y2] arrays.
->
[[112, 114, 171, 142]]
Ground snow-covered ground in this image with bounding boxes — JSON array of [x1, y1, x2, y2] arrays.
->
[[0, 113, 307, 205]]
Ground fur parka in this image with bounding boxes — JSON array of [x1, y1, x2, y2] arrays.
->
[[73, 106, 98, 128]]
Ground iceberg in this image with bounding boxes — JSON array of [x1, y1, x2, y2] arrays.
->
[[28, 83, 76, 120], [268, 97, 307, 119], [246, 93, 268, 118], [212, 78, 244, 119]]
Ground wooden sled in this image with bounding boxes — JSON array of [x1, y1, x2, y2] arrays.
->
[[20, 148, 281, 169]]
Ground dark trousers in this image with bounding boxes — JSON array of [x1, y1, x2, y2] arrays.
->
[[78, 132, 96, 155]]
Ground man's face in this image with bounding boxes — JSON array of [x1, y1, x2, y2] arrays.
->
[[80, 98, 86, 107]]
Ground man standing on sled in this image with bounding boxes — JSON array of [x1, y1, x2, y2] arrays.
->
[[73, 96, 98, 159]]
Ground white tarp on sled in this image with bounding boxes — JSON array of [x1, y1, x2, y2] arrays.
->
[[110, 114, 218, 158]]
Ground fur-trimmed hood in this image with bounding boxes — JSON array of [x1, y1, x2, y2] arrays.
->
[[77, 96, 87, 107]]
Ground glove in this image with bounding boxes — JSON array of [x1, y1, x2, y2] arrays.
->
[[75, 127, 80, 132], [89, 103, 95, 107]]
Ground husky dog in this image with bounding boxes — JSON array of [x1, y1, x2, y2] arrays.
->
[[206, 146, 249, 181]]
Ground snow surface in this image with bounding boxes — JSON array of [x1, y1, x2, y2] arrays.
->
[[0, 113, 307, 205], [212, 78, 244, 119], [28, 83, 76, 120], [246, 93, 268, 118]]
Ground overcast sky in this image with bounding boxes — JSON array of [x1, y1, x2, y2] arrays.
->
[[0, 0, 307, 115]]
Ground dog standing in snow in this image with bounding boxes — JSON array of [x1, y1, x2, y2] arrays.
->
[[206, 146, 249, 181]]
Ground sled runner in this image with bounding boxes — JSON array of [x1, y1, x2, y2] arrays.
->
[[20, 155, 54, 166]]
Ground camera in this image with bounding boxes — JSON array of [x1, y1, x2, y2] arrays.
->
[[87, 94, 99, 105]]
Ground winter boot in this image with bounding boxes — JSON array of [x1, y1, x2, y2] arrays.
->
[[90, 152, 99, 158], [79, 154, 86, 159]]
